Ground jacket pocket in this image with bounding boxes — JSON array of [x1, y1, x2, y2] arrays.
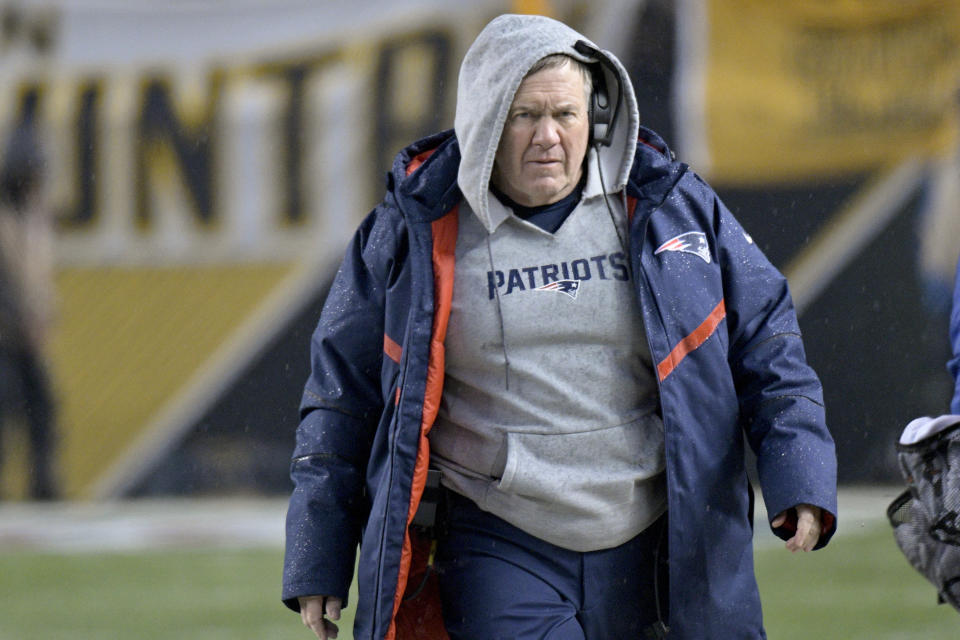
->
[[496, 415, 665, 507]]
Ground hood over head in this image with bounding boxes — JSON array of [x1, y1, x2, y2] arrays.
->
[[455, 13, 640, 233]]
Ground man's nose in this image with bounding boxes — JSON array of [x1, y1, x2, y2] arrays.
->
[[532, 118, 561, 147]]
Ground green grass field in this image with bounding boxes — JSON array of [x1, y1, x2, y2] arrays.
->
[[2, 523, 956, 639]]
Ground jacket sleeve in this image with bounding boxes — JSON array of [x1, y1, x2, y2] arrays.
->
[[712, 190, 838, 549], [949, 256, 960, 414], [282, 203, 406, 610]]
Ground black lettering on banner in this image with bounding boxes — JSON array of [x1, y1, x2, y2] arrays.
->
[[257, 54, 338, 227], [0, 21, 522, 247], [135, 73, 223, 229], [276, 64, 309, 226], [61, 82, 101, 228], [373, 29, 452, 191], [256, 52, 340, 227], [791, 17, 959, 134], [0, 5, 58, 56], [9, 85, 41, 124]]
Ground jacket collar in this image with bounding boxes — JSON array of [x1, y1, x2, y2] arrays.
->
[[625, 126, 687, 221], [393, 129, 463, 224]]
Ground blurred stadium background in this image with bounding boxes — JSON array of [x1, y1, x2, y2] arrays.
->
[[2, 0, 960, 637]]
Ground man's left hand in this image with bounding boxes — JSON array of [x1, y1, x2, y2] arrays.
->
[[772, 503, 822, 552]]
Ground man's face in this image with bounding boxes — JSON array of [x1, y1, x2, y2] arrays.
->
[[492, 61, 590, 207]]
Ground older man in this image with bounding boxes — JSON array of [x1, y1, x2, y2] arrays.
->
[[283, 14, 837, 640]]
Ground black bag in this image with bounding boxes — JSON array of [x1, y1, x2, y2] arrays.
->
[[888, 415, 960, 611]]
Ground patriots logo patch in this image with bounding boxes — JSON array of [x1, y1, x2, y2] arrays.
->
[[535, 279, 580, 300], [654, 231, 711, 264]]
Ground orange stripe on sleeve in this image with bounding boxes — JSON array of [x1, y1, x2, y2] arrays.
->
[[383, 334, 402, 364], [657, 299, 726, 382]]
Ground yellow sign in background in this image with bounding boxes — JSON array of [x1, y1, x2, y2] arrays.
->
[[705, 0, 960, 184]]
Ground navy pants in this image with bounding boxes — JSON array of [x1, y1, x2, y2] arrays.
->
[[436, 490, 668, 640]]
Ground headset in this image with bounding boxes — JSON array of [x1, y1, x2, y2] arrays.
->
[[574, 40, 620, 147], [572, 40, 629, 271]]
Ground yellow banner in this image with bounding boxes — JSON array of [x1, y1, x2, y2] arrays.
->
[[703, 0, 960, 184]]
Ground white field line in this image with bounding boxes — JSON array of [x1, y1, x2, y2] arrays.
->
[[0, 487, 901, 553], [0, 497, 288, 553]]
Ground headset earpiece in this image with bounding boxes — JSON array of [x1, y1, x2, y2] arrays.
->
[[589, 65, 614, 146], [574, 40, 618, 147]]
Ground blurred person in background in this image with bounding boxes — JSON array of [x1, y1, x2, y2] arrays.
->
[[0, 116, 59, 501], [886, 253, 960, 611], [950, 257, 960, 414], [283, 13, 837, 640]]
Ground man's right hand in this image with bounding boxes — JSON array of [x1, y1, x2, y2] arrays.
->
[[299, 595, 342, 639]]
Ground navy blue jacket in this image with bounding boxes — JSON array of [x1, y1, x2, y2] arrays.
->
[[283, 127, 838, 639]]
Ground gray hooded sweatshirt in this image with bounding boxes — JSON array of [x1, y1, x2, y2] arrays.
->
[[429, 14, 665, 552]]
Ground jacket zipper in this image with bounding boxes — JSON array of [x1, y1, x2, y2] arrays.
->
[[371, 232, 428, 638], [371, 346, 406, 638]]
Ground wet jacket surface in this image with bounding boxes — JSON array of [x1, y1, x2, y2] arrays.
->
[[282, 126, 838, 639]]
